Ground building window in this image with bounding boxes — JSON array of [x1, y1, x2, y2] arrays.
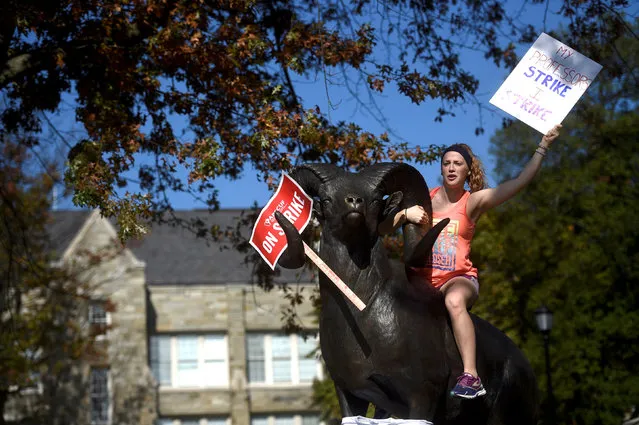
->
[[271, 336, 291, 383], [90, 368, 110, 425], [177, 336, 199, 387], [150, 336, 171, 386], [251, 414, 320, 425], [89, 301, 110, 340], [298, 338, 317, 383], [89, 302, 109, 325], [157, 418, 228, 425], [246, 333, 322, 385], [150, 334, 228, 388], [251, 418, 269, 425], [300, 415, 321, 425], [274, 417, 295, 425], [202, 336, 227, 383], [247, 335, 265, 382], [23, 348, 43, 393]]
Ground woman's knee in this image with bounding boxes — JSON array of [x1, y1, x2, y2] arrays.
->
[[445, 291, 468, 315]]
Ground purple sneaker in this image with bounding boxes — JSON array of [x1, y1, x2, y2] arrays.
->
[[450, 373, 487, 399]]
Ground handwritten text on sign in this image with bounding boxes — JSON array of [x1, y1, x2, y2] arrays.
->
[[490, 33, 602, 134], [250, 174, 313, 269]]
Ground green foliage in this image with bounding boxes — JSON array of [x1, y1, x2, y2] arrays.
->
[[472, 21, 639, 425], [312, 374, 376, 422], [312, 376, 343, 422]]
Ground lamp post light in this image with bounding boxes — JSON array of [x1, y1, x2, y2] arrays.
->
[[535, 304, 555, 424]]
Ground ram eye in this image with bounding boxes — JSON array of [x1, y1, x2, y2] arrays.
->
[[321, 199, 331, 206]]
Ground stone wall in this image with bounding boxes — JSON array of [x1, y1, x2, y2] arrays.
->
[[158, 389, 232, 415], [107, 265, 157, 425], [249, 386, 316, 413], [77, 213, 158, 425]]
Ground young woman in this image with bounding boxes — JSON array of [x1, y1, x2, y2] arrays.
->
[[379, 124, 562, 399]]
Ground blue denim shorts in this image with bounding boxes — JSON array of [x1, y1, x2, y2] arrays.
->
[[440, 274, 479, 295]]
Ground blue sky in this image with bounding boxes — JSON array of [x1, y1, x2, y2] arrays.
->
[[47, 1, 630, 211]]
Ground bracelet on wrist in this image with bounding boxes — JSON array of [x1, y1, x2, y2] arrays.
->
[[535, 148, 546, 157], [538, 143, 548, 151]]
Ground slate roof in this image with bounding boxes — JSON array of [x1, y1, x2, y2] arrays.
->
[[47, 210, 92, 256], [49, 209, 315, 285]]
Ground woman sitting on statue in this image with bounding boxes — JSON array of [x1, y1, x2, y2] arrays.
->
[[379, 124, 562, 399]]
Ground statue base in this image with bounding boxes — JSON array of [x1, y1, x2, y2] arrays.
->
[[342, 416, 434, 425]]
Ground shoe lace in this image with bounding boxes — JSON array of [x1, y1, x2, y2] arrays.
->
[[458, 373, 479, 387]]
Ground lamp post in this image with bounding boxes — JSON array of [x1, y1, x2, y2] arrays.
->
[[535, 304, 555, 424]]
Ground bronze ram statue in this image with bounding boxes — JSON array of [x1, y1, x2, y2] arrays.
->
[[274, 162, 538, 425]]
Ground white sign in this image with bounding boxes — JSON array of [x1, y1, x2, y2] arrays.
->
[[490, 33, 602, 134]]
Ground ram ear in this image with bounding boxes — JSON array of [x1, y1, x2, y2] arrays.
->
[[382, 191, 403, 220], [312, 199, 323, 222], [274, 212, 305, 269]]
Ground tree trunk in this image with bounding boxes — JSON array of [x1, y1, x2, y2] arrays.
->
[[0, 389, 8, 425]]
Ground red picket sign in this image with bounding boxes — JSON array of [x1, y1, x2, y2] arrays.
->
[[250, 173, 367, 311], [250, 174, 313, 270]]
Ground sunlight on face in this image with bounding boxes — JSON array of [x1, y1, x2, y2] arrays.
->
[[441, 152, 469, 187]]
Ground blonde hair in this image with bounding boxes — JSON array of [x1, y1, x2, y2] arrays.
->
[[460, 143, 487, 192], [443, 143, 488, 193]]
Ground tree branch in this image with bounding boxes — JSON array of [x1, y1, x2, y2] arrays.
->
[[0, 0, 179, 90], [0, 1, 17, 65], [0, 48, 64, 89]]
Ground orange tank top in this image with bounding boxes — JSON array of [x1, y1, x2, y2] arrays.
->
[[419, 187, 478, 288]]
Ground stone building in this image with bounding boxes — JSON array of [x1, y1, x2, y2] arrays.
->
[[12, 209, 321, 425]]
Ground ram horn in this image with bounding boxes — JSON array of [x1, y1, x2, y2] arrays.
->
[[289, 163, 344, 198], [404, 217, 450, 267], [364, 162, 438, 267]]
